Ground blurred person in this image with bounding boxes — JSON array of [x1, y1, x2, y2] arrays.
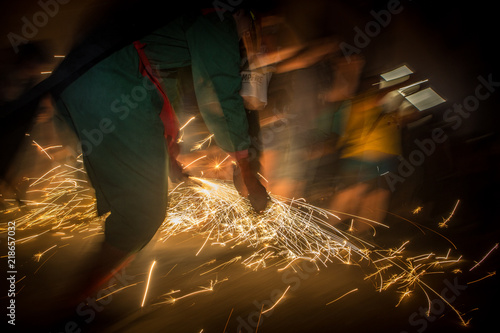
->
[[0, 41, 51, 104], [241, 12, 340, 199], [2, 94, 79, 205], [276, 53, 366, 206], [233, 9, 277, 197], [1, 3, 272, 316], [0, 41, 52, 207], [269, 50, 364, 199], [328, 75, 419, 235]]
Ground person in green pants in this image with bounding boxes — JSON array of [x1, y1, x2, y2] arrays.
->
[[53, 6, 270, 304]]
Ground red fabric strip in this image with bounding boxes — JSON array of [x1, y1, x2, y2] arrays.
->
[[133, 40, 180, 158]]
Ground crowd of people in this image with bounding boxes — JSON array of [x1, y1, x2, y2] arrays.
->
[[1, 0, 425, 319]]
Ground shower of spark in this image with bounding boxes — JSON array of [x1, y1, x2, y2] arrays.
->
[[1, 165, 465, 302], [1, 166, 101, 245], [161, 177, 367, 270], [0, 141, 474, 326], [158, 177, 470, 324]]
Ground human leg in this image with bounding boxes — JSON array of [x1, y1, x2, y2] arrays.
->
[[55, 45, 169, 301]]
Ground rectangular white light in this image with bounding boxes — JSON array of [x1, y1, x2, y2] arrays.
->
[[405, 87, 446, 111]]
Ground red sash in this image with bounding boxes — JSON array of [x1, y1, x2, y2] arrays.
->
[[133, 40, 180, 158]]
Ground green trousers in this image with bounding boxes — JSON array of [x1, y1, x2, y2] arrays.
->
[[56, 44, 168, 252]]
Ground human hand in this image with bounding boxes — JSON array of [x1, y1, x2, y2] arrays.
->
[[234, 157, 270, 213]]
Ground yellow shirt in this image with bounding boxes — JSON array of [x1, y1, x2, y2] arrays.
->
[[339, 94, 402, 161]]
